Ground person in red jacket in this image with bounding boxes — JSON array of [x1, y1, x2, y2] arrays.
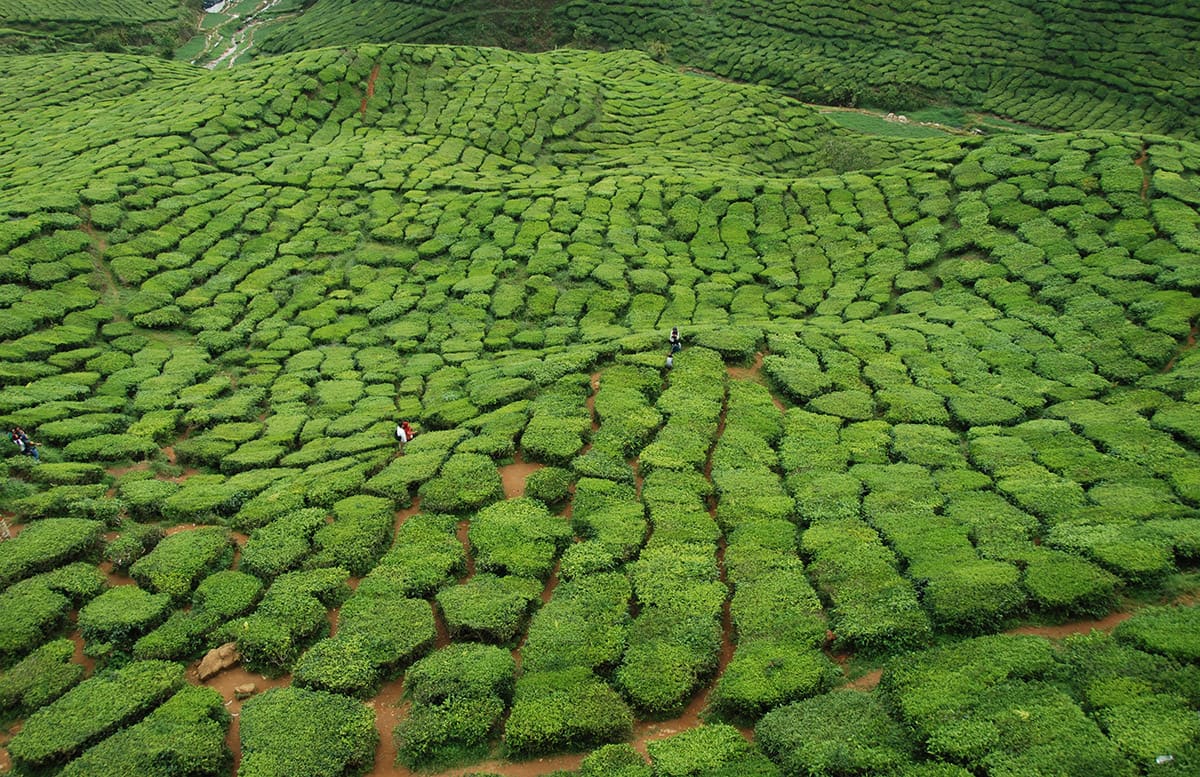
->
[[395, 420, 415, 452]]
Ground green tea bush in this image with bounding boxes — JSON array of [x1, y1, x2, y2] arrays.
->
[[520, 572, 632, 673], [292, 596, 432, 697], [103, 520, 164, 572], [580, 743, 652, 777], [469, 497, 572, 579], [7, 659, 185, 772], [395, 692, 504, 769], [405, 642, 516, 705], [396, 643, 516, 769], [307, 494, 393, 575], [436, 573, 542, 643], [1021, 548, 1119, 618], [238, 686, 377, 777], [615, 609, 722, 715], [648, 724, 778, 777], [365, 450, 451, 502], [77, 584, 173, 648], [0, 638, 83, 718], [418, 452, 503, 512], [710, 640, 839, 722], [57, 685, 230, 777], [1114, 605, 1200, 663], [365, 511, 466, 598], [524, 465, 573, 505], [63, 432, 159, 462], [0, 578, 72, 667], [0, 517, 102, 588], [118, 478, 180, 522], [503, 667, 633, 756], [160, 476, 244, 523], [228, 567, 350, 675], [26, 461, 106, 485], [801, 519, 930, 654], [240, 508, 328, 579], [757, 691, 912, 776], [129, 527, 233, 600]]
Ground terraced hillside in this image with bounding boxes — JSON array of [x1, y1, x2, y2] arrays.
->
[[228, 0, 1200, 139], [0, 0, 200, 55], [0, 30, 1199, 777]]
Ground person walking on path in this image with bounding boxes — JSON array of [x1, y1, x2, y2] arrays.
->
[[669, 326, 682, 354]]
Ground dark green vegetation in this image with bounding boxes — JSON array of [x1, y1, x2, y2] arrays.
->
[[0, 0, 1199, 775], [169, 0, 1200, 139], [0, 0, 203, 56]]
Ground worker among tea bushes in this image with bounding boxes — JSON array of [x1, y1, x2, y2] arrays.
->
[[9, 427, 38, 462], [669, 326, 682, 354], [395, 420, 415, 451]]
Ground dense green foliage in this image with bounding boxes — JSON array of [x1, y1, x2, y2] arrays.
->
[[238, 686, 377, 777], [1, 3, 1200, 774], [7, 659, 185, 771]]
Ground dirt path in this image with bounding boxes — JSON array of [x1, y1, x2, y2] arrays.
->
[[361, 62, 382, 118], [1160, 322, 1198, 373], [192, 664, 290, 774], [499, 451, 542, 500], [1006, 609, 1134, 639], [1134, 143, 1150, 200], [726, 351, 765, 381]]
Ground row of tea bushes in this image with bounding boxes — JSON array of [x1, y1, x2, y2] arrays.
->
[[395, 642, 515, 768], [710, 379, 836, 720], [563, 477, 646, 580], [223, 566, 350, 676], [557, 0, 1200, 138], [56, 684, 230, 777], [501, 359, 658, 755], [858, 461, 1027, 633], [618, 348, 726, 715], [292, 577, 434, 697], [238, 686, 377, 777], [360, 510, 465, 598], [132, 570, 263, 661], [505, 573, 634, 756], [7, 659, 185, 771], [0, 562, 105, 667], [0, 516, 103, 589]]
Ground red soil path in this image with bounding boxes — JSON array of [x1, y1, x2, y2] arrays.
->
[[360, 62, 381, 118]]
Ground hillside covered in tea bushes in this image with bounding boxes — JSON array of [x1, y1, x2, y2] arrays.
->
[[1, 3, 1200, 777], [180, 0, 1200, 139]]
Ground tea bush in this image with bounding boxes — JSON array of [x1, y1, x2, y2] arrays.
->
[[1114, 604, 1200, 663], [129, 527, 233, 600], [436, 573, 542, 643], [418, 452, 504, 512], [469, 497, 572, 579], [8, 659, 185, 772], [396, 643, 515, 768], [57, 685, 230, 777], [521, 572, 631, 673], [307, 494, 393, 575], [757, 692, 913, 777], [240, 507, 327, 579], [504, 667, 633, 756], [648, 723, 779, 777], [0, 517, 103, 588], [364, 511, 466, 597], [0, 638, 82, 718], [239, 686, 377, 777], [77, 584, 173, 649]]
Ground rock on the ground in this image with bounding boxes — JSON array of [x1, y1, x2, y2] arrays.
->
[[197, 642, 240, 680], [233, 683, 257, 699]]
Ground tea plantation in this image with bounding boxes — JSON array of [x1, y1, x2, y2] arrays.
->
[[1, 1, 1200, 776]]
